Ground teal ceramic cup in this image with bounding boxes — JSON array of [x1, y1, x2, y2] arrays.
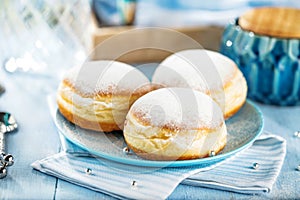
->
[[220, 19, 300, 105]]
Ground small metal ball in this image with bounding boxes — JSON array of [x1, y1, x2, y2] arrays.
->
[[3, 154, 14, 166], [131, 180, 137, 187], [123, 147, 130, 154], [209, 151, 216, 157], [294, 131, 300, 137], [253, 162, 259, 170], [0, 167, 7, 179], [85, 168, 92, 175]]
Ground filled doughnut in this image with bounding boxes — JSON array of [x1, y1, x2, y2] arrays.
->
[[123, 87, 227, 161], [152, 49, 247, 119], [57, 60, 152, 132]]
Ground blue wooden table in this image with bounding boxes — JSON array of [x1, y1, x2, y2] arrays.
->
[[0, 65, 300, 199]]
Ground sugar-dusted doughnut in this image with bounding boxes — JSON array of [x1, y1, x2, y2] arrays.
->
[[57, 60, 152, 132], [152, 49, 247, 119], [124, 87, 227, 161]]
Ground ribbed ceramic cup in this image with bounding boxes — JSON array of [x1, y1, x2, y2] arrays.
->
[[220, 19, 300, 105]]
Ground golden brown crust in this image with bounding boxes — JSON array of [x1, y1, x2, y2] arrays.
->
[[125, 137, 226, 161], [239, 7, 300, 39], [223, 66, 247, 119], [222, 63, 237, 90], [224, 98, 246, 119], [57, 100, 121, 132]]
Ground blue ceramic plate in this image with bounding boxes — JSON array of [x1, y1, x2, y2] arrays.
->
[[55, 100, 263, 167]]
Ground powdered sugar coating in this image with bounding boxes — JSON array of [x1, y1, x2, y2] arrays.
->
[[130, 88, 224, 130], [64, 60, 150, 96], [152, 49, 236, 92]]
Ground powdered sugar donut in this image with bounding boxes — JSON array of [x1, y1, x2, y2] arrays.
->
[[57, 60, 153, 132], [123, 87, 227, 161], [152, 49, 247, 119]]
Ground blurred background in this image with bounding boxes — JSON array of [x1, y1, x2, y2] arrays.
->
[[95, 0, 300, 26], [0, 0, 299, 84]]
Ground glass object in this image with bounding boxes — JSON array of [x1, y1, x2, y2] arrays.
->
[[92, 0, 136, 26], [0, 0, 92, 80], [220, 19, 300, 105]]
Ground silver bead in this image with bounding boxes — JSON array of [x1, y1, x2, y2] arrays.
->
[[131, 180, 137, 187], [296, 165, 300, 171], [85, 168, 92, 175], [123, 147, 130, 154], [0, 167, 7, 179], [294, 131, 300, 137], [3, 154, 14, 166], [209, 150, 216, 157], [253, 162, 259, 170]]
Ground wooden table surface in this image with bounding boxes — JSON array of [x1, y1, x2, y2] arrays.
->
[[1, 65, 300, 199]]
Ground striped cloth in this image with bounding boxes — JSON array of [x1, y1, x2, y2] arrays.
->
[[31, 133, 286, 199]]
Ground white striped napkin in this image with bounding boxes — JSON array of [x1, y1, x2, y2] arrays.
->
[[31, 132, 286, 199]]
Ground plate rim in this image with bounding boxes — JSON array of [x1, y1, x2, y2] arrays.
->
[[55, 100, 264, 167]]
